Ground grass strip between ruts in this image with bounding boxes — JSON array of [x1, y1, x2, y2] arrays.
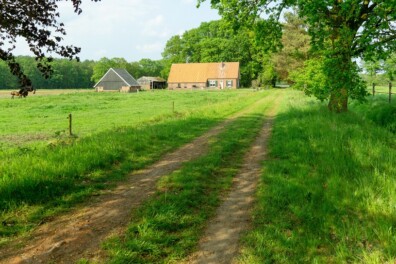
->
[[100, 92, 280, 263]]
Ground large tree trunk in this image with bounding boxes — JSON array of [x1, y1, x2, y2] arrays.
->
[[328, 87, 348, 112], [326, 48, 351, 113]]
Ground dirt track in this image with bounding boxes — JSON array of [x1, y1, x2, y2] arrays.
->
[[0, 95, 274, 264], [185, 100, 278, 264]]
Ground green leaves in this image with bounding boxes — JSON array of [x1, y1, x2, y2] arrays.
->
[[199, 0, 396, 111], [290, 58, 328, 101], [0, 1, 100, 86]]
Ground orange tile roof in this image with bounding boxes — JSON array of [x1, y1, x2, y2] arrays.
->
[[167, 62, 240, 83]]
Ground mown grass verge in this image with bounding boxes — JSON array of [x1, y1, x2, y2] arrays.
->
[[0, 91, 266, 245], [239, 90, 396, 263], [100, 92, 281, 263]]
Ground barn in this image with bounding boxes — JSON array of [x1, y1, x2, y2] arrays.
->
[[137, 76, 167, 90], [167, 62, 240, 90], [94, 68, 141, 92]]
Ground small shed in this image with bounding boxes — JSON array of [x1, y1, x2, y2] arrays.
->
[[137, 76, 167, 90], [94, 68, 141, 92]]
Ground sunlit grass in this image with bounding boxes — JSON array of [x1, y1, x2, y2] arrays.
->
[[0, 90, 253, 146], [367, 85, 393, 95], [102, 91, 282, 264], [239, 90, 396, 263], [0, 89, 266, 244]]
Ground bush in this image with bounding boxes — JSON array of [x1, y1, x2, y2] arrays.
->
[[366, 104, 396, 133], [352, 99, 396, 133]]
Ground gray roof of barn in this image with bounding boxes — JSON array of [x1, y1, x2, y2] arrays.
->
[[94, 68, 140, 87]]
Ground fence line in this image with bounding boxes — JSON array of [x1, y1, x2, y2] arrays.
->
[[372, 82, 395, 103]]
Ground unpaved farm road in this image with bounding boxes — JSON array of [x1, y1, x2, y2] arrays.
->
[[0, 94, 276, 264], [185, 100, 278, 264]]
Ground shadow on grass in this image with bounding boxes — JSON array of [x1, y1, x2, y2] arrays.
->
[[242, 105, 396, 263]]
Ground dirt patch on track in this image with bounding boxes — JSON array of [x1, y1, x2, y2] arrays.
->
[[0, 96, 269, 264], [185, 104, 278, 264]]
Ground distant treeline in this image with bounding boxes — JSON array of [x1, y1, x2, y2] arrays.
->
[[0, 56, 164, 89], [0, 56, 95, 89]]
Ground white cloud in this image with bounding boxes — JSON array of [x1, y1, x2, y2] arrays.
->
[[181, 0, 194, 4], [136, 42, 164, 53], [12, 0, 220, 61], [140, 15, 171, 38]]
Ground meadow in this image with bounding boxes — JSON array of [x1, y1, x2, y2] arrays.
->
[[0, 89, 265, 243], [1, 88, 396, 263], [0, 89, 249, 147]]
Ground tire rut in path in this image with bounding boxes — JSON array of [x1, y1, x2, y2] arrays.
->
[[185, 104, 278, 264], [0, 96, 270, 264]]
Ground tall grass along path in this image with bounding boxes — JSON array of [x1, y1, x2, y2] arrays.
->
[[185, 98, 280, 264], [0, 94, 277, 264]]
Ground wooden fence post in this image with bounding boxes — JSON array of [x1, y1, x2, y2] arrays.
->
[[372, 83, 375, 96], [389, 82, 392, 103], [68, 113, 72, 136]]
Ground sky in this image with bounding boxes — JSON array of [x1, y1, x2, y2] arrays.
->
[[14, 0, 220, 62]]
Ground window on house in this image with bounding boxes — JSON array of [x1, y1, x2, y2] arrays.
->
[[209, 80, 217, 87], [226, 80, 233, 87]]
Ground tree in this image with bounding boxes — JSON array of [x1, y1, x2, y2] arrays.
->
[[384, 53, 396, 82], [0, 56, 95, 89], [199, 0, 396, 112], [290, 58, 329, 101], [363, 60, 383, 84], [91, 57, 129, 83], [136, 59, 163, 78], [0, 0, 99, 87], [0, 61, 18, 89], [272, 11, 310, 83]]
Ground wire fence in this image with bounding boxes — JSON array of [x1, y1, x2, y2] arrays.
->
[[371, 82, 395, 103]]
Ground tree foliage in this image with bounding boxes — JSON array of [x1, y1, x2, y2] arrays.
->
[[91, 57, 164, 84], [272, 11, 311, 83], [0, 56, 94, 89], [132, 59, 164, 79], [0, 56, 164, 89], [199, 0, 396, 112], [384, 53, 396, 82], [0, 0, 99, 87], [363, 59, 383, 84]]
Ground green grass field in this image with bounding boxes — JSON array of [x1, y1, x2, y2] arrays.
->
[[1, 88, 396, 263], [0, 89, 252, 147], [0, 89, 265, 242]]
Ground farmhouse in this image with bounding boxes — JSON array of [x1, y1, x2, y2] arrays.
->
[[94, 68, 141, 92], [137, 76, 167, 90], [167, 62, 240, 89]]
